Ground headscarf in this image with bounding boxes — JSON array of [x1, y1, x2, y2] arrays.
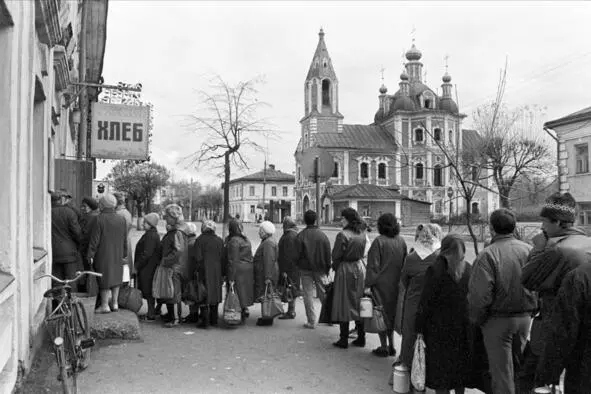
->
[[143, 213, 160, 228], [260, 221, 276, 237], [99, 194, 117, 209], [201, 220, 216, 234], [186, 222, 198, 236], [439, 233, 466, 282], [413, 223, 442, 259], [282, 216, 297, 232], [163, 204, 184, 224]]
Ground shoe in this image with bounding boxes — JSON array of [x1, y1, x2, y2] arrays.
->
[[164, 320, 179, 328], [182, 314, 199, 324], [95, 306, 111, 314], [303, 322, 315, 329], [333, 339, 348, 349], [278, 312, 296, 320], [256, 318, 274, 327], [352, 337, 366, 347], [145, 315, 156, 321], [372, 346, 389, 357], [242, 308, 250, 318]]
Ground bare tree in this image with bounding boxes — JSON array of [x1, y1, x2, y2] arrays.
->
[[185, 75, 271, 224]]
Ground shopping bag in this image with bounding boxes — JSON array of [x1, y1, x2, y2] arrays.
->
[[411, 334, 426, 391], [318, 282, 334, 324], [152, 265, 174, 301], [278, 274, 295, 303], [223, 282, 242, 325], [183, 273, 207, 305], [364, 304, 387, 333], [261, 283, 284, 319], [118, 280, 143, 313]]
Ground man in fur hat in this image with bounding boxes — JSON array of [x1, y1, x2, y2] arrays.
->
[[521, 192, 591, 391]]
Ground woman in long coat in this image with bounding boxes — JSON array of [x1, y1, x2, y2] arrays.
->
[[415, 234, 472, 394], [364, 213, 407, 357], [277, 217, 300, 320], [253, 221, 279, 326], [133, 213, 161, 320], [331, 208, 367, 349], [225, 219, 254, 322], [194, 220, 224, 328], [399, 223, 442, 368], [87, 194, 128, 313]]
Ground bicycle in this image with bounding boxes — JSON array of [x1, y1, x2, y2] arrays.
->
[[39, 270, 103, 394]]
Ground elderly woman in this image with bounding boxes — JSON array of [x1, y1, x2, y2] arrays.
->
[[364, 213, 408, 357], [193, 220, 224, 328], [134, 213, 161, 320], [159, 204, 190, 327], [225, 219, 254, 323], [253, 221, 279, 327], [277, 216, 301, 320], [331, 208, 367, 349], [399, 223, 443, 368], [182, 223, 200, 324], [87, 194, 128, 313]]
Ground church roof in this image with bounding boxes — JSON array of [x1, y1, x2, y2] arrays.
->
[[462, 129, 482, 151], [229, 167, 295, 184], [315, 124, 398, 151], [330, 184, 403, 200], [306, 29, 337, 81]]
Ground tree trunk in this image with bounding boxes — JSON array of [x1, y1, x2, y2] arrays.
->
[[464, 198, 480, 255], [223, 151, 231, 224], [499, 187, 512, 209]]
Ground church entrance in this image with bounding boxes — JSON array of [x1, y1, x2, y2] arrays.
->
[[303, 195, 310, 212]]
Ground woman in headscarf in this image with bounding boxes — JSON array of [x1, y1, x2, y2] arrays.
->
[[331, 208, 367, 349], [398, 223, 443, 368], [159, 204, 190, 327], [364, 213, 408, 357], [193, 220, 224, 328], [134, 213, 162, 320], [80, 196, 100, 277], [225, 219, 254, 322], [253, 221, 279, 326], [415, 234, 472, 394], [277, 216, 301, 320], [183, 223, 200, 324]]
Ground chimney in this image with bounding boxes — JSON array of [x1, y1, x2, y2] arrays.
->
[[268, 164, 275, 170]]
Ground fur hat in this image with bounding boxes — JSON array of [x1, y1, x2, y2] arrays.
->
[[201, 220, 216, 233], [163, 204, 184, 223], [82, 196, 99, 211], [540, 192, 576, 223], [260, 221, 276, 236], [143, 213, 160, 228], [99, 194, 117, 209]]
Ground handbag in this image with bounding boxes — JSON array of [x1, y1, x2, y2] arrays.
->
[[279, 273, 295, 303], [318, 282, 334, 324], [261, 283, 284, 319], [152, 265, 174, 301], [223, 282, 242, 325], [118, 278, 143, 313], [183, 273, 207, 305], [363, 292, 387, 333], [411, 334, 426, 391]]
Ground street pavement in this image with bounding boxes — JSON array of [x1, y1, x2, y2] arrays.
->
[[70, 222, 484, 393]]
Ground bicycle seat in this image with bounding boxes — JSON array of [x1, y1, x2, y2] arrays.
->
[[44, 286, 68, 299]]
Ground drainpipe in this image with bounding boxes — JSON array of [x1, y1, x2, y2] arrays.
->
[[544, 126, 560, 192]]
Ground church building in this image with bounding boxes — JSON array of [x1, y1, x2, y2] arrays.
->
[[294, 29, 497, 224]]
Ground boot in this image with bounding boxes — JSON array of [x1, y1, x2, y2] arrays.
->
[[333, 323, 349, 349], [256, 317, 274, 326], [197, 306, 210, 329], [146, 297, 156, 320], [209, 305, 219, 327], [279, 301, 296, 319], [352, 321, 366, 347]]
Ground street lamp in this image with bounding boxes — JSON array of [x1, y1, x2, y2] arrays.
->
[[447, 186, 454, 233]]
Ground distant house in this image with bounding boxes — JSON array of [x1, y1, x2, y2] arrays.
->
[[545, 106, 591, 227]]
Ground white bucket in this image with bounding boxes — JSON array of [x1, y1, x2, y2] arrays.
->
[[360, 296, 373, 318], [393, 364, 410, 393]]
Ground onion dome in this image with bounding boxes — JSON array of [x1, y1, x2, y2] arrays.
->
[[379, 84, 388, 94], [442, 72, 452, 83], [405, 44, 422, 61], [439, 98, 458, 113], [391, 96, 416, 112], [400, 70, 409, 81]]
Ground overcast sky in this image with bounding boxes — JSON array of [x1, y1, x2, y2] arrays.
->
[[96, 1, 591, 185]]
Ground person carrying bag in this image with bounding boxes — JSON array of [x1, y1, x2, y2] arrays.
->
[[261, 282, 284, 319], [223, 281, 242, 326]]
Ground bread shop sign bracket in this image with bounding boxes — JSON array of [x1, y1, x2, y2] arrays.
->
[[90, 102, 150, 160]]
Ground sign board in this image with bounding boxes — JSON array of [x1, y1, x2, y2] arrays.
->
[[298, 147, 334, 182], [90, 102, 150, 160]]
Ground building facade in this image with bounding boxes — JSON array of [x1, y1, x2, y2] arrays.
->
[[545, 107, 591, 228], [0, 1, 107, 391], [294, 30, 496, 223], [227, 165, 295, 223]]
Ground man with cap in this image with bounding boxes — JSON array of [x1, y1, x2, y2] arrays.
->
[[51, 191, 82, 288], [60, 188, 82, 224], [277, 216, 301, 320], [521, 192, 591, 391]]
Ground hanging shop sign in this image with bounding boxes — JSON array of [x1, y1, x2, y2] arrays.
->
[[90, 102, 150, 160]]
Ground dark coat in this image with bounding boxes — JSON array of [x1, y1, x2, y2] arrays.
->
[[253, 236, 279, 300], [365, 234, 407, 329], [297, 225, 331, 274], [133, 227, 161, 299], [225, 235, 254, 308], [399, 249, 439, 368], [278, 228, 301, 289], [331, 229, 366, 323], [160, 223, 190, 303], [537, 258, 591, 393], [51, 205, 82, 264], [194, 231, 225, 305], [80, 211, 99, 259], [415, 256, 473, 389], [87, 208, 127, 289]]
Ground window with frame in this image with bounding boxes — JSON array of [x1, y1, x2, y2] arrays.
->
[[249, 186, 255, 196], [282, 186, 288, 196], [576, 144, 589, 174], [449, 130, 454, 144], [271, 186, 277, 196], [434, 128, 442, 142], [414, 129, 424, 143], [378, 163, 386, 179], [433, 165, 443, 186], [415, 163, 424, 179], [332, 162, 339, 178], [360, 162, 369, 179], [250, 205, 255, 214]]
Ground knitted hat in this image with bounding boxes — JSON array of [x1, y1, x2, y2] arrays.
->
[[260, 221, 276, 236], [143, 213, 160, 228], [186, 222, 198, 236], [540, 192, 576, 223], [201, 220, 216, 233], [99, 194, 117, 209]]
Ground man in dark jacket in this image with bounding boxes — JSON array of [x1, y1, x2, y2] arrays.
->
[[468, 208, 538, 394], [59, 189, 82, 224], [277, 217, 301, 320], [297, 210, 331, 329], [51, 191, 82, 290], [521, 192, 591, 391], [536, 256, 591, 393]]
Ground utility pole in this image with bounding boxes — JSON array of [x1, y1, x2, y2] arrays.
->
[[315, 156, 320, 223], [77, 0, 87, 159], [189, 177, 193, 222], [262, 159, 267, 221]]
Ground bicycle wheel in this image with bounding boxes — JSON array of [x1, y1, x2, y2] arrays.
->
[[71, 299, 91, 370], [54, 337, 76, 394]]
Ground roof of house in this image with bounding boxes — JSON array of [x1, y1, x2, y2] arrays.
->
[[330, 184, 403, 200], [314, 124, 398, 151], [462, 129, 482, 151], [545, 106, 591, 129], [229, 167, 295, 184]]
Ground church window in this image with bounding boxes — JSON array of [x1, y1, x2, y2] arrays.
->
[[322, 79, 331, 106], [434, 128, 442, 142], [424, 99, 432, 109], [360, 162, 369, 179], [332, 162, 339, 178], [378, 163, 386, 179], [472, 202, 480, 215], [323, 61, 328, 68], [449, 130, 454, 144], [414, 128, 424, 143], [415, 163, 424, 179], [433, 165, 443, 186], [435, 200, 443, 214], [471, 165, 479, 182]]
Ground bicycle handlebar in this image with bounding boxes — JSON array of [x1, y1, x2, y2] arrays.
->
[[36, 270, 103, 285]]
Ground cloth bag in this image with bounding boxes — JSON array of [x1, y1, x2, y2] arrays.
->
[[278, 273, 296, 303], [182, 273, 207, 306], [319, 282, 334, 324], [261, 283, 284, 319], [118, 277, 143, 313], [364, 305, 387, 333], [411, 334, 426, 391], [223, 282, 242, 325], [152, 265, 174, 301]]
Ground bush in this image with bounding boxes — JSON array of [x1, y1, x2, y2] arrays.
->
[[430, 213, 488, 225]]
